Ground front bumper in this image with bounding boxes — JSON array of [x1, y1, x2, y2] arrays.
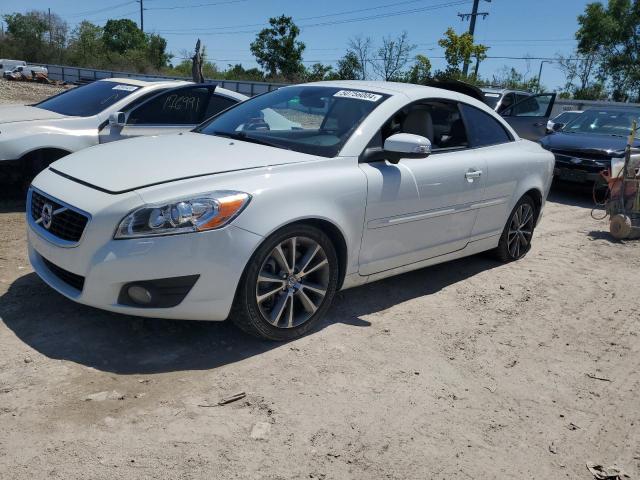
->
[[27, 176, 263, 321], [554, 166, 605, 184]]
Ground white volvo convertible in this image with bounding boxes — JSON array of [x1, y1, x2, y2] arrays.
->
[[27, 81, 554, 340]]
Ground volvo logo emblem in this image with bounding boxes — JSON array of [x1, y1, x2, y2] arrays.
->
[[41, 203, 53, 229]]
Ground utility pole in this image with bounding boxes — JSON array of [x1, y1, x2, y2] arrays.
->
[[536, 60, 552, 92], [138, 0, 144, 33], [458, 0, 491, 76], [48, 8, 52, 46]]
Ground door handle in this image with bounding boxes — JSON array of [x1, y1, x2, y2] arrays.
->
[[533, 121, 546, 127], [465, 169, 483, 182]]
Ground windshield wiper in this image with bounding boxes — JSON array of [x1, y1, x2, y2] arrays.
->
[[211, 131, 290, 150]]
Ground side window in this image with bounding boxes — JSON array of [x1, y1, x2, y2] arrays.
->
[[460, 103, 513, 147], [400, 101, 468, 151], [372, 101, 469, 153], [507, 94, 553, 117], [122, 89, 169, 113], [128, 87, 209, 125], [204, 94, 238, 119], [498, 93, 515, 113]]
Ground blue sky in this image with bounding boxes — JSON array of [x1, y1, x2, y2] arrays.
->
[[1, 0, 591, 90]]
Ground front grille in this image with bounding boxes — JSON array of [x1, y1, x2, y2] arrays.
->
[[30, 190, 89, 243], [551, 149, 611, 162], [41, 256, 85, 291]]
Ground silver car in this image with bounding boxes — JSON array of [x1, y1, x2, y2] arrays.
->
[[27, 81, 554, 340]]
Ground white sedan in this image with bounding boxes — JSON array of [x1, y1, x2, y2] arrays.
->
[[0, 78, 246, 184], [27, 81, 554, 340]]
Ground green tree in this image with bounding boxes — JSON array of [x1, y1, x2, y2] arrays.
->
[[2, 11, 67, 62], [103, 19, 146, 54], [438, 27, 488, 79], [405, 54, 432, 84], [577, 0, 640, 101], [67, 21, 104, 67], [146, 33, 171, 69], [333, 51, 361, 80], [305, 63, 333, 82], [223, 63, 264, 81], [250, 15, 305, 80]]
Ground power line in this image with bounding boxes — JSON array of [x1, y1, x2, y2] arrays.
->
[[67, 1, 137, 18], [146, 0, 250, 11], [157, 0, 472, 35], [158, 0, 464, 31]]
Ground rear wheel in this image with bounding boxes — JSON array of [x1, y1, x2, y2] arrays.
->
[[232, 224, 339, 341], [495, 195, 537, 262]]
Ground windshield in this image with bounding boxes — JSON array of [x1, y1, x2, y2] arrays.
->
[[564, 109, 640, 138], [553, 111, 580, 124], [196, 86, 389, 157], [36, 81, 140, 117], [482, 92, 501, 109]]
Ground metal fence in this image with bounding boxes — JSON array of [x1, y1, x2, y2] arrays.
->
[[552, 98, 640, 117], [41, 63, 287, 96], [40, 63, 640, 113]]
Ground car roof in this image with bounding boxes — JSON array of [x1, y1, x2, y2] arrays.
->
[[97, 78, 247, 99], [584, 106, 640, 113], [297, 80, 462, 100], [481, 87, 531, 95], [99, 77, 191, 88]]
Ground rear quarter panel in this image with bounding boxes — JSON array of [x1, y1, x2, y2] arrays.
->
[[474, 139, 554, 238]]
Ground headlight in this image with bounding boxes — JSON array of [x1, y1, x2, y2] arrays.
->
[[114, 191, 251, 239]]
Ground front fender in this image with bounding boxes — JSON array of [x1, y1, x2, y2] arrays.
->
[[231, 157, 367, 277], [0, 121, 99, 162]]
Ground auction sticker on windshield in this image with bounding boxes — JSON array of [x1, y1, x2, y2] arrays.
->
[[112, 85, 139, 92], [333, 90, 382, 102]]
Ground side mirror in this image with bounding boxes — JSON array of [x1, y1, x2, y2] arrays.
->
[[552, 122, 565, 132], [383, 133, 431, 164], [109, 111, 126, 128]]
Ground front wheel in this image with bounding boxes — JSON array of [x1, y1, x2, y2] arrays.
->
[[495, 195, 537, 262], [232, 224, 339, 341]]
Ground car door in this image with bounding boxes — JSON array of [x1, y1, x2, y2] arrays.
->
[[500, 93, 556, 141], [458, 102, 521, 238], [357, 99, 487, 276], [99, 85, 214, 144]]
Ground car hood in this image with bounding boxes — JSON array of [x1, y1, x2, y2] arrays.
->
[[50, 132, 312, 194], [0, 105, 66, 124], [541, 132, 639, 157]]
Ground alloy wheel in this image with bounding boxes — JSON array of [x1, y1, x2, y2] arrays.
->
[[255, 236, 330, 328], [507, 203, 534, 259]]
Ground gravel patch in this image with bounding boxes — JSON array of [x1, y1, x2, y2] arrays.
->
[[0, 78, 71, 105]]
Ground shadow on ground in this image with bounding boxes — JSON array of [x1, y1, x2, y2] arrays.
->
[[0, 254, 500, 375], [548, 179, 603, 209]]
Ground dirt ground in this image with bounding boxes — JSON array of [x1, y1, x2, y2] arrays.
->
[[1, 84, 639, 480], [0, 79, 70, 105]]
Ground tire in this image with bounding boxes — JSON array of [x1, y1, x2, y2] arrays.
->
[[494, 195, 537, 262], [231, 224, 339, 341]]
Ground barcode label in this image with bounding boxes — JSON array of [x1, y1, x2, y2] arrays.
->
[[333, 90, 382, 102]]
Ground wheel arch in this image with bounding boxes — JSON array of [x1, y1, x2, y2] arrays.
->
[[522, 187, 543, 224], [19, 147, 72, 169], [254, 216, 349, 291]]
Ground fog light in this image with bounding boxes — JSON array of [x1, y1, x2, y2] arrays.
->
[[127, 285, 153, 305]]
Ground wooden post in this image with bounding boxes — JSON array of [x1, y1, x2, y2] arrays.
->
[[192, 39, 204, 83]]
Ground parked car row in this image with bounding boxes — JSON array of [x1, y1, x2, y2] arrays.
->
[[541, 107, 640, 186], [22, 80, 555, 340], [3, 65, 48, 80]]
